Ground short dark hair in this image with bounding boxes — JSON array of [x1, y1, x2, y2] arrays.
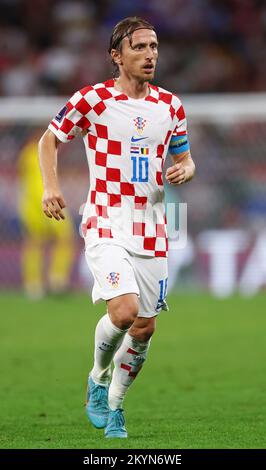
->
[[109, 16, 155, 71]]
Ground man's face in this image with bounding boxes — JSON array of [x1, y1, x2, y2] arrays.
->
[[115, 29, 158, 82]]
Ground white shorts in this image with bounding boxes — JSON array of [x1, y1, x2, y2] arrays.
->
[[85, 244, 168, 318]]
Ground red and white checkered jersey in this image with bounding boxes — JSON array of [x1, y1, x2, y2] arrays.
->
[[49, 79, 188, 257]]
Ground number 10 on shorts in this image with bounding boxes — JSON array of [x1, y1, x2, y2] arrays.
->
[[159, 278, 168, 300], [131, 156, 149, 183]]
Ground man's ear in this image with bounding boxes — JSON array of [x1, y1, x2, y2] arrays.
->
[[111, 49, 122, 66]]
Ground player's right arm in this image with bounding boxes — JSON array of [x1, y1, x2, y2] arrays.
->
[[38, 86, 93, 221], [38, 129, 66, 221]]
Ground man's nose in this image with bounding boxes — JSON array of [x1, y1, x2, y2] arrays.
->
[[145, 47, 154, 59]]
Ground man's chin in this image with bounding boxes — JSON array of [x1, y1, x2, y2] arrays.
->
[[142, 70, 155, 81]]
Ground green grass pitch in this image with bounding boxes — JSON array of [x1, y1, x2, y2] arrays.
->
[[0, 292, 266, 449]]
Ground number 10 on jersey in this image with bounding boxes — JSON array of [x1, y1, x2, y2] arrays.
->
[[131, 156, 149, 183]]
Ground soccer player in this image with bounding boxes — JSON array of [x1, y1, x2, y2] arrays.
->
[[38, 17, 195, 438]]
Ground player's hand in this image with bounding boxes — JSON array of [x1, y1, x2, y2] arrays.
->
[[42, 189, 66, 221], [165, 162, 187, 185]]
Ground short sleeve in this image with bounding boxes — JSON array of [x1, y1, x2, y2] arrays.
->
[[168, 99, 190, 156], [48, 89, 92, 143]]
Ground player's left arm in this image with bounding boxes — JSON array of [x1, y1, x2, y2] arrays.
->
[[165, 101, 195, 185], [165, 148, 195, 185]]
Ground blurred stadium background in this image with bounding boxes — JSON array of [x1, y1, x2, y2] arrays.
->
[[1, 0, 266, 450]]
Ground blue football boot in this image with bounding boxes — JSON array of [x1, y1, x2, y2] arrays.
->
[[105, 409, 128, 438], [85, 376, 109, 429]]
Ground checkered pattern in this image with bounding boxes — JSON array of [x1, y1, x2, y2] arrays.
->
[[49, 79, 188, 257]]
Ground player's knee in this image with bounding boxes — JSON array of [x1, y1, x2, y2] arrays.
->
[[108, 301, 139, 330]]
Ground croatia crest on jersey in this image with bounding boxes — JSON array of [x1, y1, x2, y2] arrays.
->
[[134, 116, 146, 135], [106, 272, 120, 288]]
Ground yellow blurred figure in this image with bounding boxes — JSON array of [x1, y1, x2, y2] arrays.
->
[[18, 131, 75, 299]]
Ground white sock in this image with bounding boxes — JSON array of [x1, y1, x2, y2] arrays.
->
[[108, 333, 151, 410], [90, 313, 127, 386]]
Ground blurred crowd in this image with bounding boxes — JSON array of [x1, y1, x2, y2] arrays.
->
[[1, 0, 266, 96]]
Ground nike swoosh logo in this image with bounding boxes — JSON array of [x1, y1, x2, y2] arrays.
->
[[131, 136, 148, 142]]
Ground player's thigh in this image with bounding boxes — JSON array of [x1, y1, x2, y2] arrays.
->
[[133, 256, 168, 318], [107, 293, 139, 327], [85, 244, 140, 304]]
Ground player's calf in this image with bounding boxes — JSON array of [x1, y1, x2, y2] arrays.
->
[[107, 332, 151, 433]]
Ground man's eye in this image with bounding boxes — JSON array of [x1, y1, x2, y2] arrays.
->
[[133, 44, 144, 50]]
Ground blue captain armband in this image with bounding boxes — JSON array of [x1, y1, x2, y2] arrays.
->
[[169, 134, 190, 155]]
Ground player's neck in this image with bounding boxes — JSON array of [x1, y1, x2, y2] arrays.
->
[[114, 76, 150, 100]]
